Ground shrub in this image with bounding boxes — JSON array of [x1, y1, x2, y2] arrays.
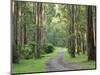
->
[[45, 43, 54, 53], [21, 42, 35, 59]]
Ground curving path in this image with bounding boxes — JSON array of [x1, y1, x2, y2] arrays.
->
[[46, 48, 85, 72]]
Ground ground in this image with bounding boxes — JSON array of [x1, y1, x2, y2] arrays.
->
[[46, 48, 88, 72], [12, 47, 96, 74]]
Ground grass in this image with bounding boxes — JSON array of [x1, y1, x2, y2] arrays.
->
[[12, 47, 59, 74], [12, 47, 96, 74], [64, 48, 96, 69]]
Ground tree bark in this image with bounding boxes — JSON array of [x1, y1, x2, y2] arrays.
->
[[34, 2, 42, 58], [70, 5, 75, 57], [23, 2, 27, 45], [12, 1, 19, 63], [87, 6, 96, 61]]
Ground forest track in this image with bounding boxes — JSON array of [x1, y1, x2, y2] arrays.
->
[[46, 48, 86, 72]]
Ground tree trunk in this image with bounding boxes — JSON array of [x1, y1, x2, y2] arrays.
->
[[19, 2, 22, 48], [87, 6, 96, 61], [12, 1, 19, 63], [70, 5, 75, 57], [23, 3, 27, 45], [82, 36, 85, 54], [75, 6, 81, 55], [34, 2, 42, 58], [93, 7, 96, 49]]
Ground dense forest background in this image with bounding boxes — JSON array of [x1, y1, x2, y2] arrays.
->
[[12, 1, 96, 73]]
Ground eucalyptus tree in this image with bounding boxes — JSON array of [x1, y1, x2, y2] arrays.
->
[[87, 6, 96, 61], [34, 2, 43, 58], [12, 1, 20, 63]]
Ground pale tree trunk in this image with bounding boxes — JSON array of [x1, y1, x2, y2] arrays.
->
[[42, 4, 48, 50], [34, 2, 42, 58], [74, 5, 81, 55]]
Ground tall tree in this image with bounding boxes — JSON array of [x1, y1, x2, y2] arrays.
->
[[70, 5, 75, 57], [92, 6, 96, 48], [34, 2, 42, 58], [87, 6, 96, 60], [23, 2, 27, 45], [12, 1, 19, 63], [74, 5, 81, 55]]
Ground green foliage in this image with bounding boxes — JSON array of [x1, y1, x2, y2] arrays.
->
[[12, 47, 59, 73], [64, 49, 96, 69], [45, 43, 54, 53], [13, 1, 96, 70], [21, 42, 35, 59]]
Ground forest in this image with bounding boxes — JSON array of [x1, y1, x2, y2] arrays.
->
[[12, 0, 96, 74]]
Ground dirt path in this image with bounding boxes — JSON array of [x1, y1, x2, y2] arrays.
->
[[46, 48, 85, 72]]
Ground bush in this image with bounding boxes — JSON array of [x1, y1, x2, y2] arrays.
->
[[45, 43, 54, 53], [21, 42, 35, 59]]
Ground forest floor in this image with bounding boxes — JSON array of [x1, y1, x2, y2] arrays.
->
[[12, 47, 59, 73], [46, 51, 83, 71], [12, 47, 96, 74], [46, 48, 96, 72]]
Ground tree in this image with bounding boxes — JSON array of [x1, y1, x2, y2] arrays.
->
[[70, 5, 75, 57], [12, 1, 19, 63], [34, 2, 43, 58], [87, 6, 96, 61], [92, 6, 96, 48]]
